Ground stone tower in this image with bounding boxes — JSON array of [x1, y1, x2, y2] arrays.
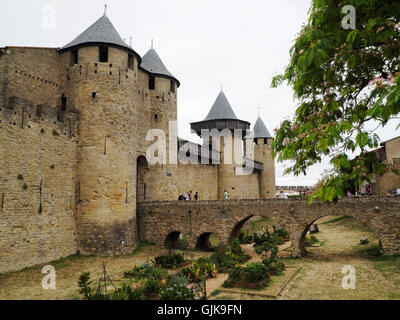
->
[[191, 90, 250, 199], [139, 44, 180, 201], [57, 11, 144, 255], [252, 116, 276, 198]]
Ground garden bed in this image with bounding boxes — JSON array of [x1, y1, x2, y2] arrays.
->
[[215, 267, 299, 299]]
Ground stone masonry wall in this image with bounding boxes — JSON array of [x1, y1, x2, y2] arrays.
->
[[0, 47, 59, 109], [374, 161, 400, 195], [0, 98, 79, 273]]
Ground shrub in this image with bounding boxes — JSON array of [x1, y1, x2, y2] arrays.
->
[[179, 261, 217, 283], [213, 243, 228, 261], [304, 235, 319, 247], [17, 174, 23, 180], [109, 283, 145, 300], [159, 283, 194, 300], [176, 236, 189, 250], [126, 263, 167, 280], [77, 272, 93, 299], [224, 263, 270, 289], [262, 256, 285, 275], [272, 225, 290, 244], [142, 278, 164, 296], [179, 264, 202, 283], [209, 241, 250, 272], [239, 230, 253, 244], [166, 275, 189, 287], [231, 238, 251, 263], [153, 252, 185, 269]]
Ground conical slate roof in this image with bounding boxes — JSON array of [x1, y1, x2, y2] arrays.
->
[[140, 48, 179, 85], [204, 91, 238, 121], [60, 14, 134, 53], [252, 116, 272, 138]]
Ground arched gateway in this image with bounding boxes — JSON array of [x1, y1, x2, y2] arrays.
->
[[137, 197, 400, 257]]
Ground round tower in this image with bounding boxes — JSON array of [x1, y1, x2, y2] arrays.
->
[[251, 116, 276, 199], [139, 43, 180, 201], [191, 90, 250, 199], [57, 10, 144, 255]]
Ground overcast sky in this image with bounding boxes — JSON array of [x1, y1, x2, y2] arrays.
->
[[1, 0, 398, 186]]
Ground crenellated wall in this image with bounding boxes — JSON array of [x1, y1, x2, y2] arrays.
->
[[0, 97, 79, 273]]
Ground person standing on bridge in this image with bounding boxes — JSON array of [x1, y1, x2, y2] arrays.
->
[[224, 190, 229, 200]]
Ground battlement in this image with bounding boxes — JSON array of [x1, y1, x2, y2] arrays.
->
[[65, 62, 136, 85], [0, 96, 79, 138]]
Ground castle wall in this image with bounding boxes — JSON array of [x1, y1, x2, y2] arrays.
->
[[374, 160, 400, 195], [385, 137, 400, 165], [0, 98, 78, 273], [177, 164, 218, 200], [0, 47, 59, 109]]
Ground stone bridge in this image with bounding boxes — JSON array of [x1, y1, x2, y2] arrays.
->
[[137, 196, 400, 256]]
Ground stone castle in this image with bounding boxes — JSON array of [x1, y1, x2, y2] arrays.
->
[[0, 11, 276, 272]]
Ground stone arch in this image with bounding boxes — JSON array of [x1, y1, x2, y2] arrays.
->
[[164, 231, 182, 249], [196, 232, 220, 251], [294, 212, 384, 257], [229, 213, 289, 245]]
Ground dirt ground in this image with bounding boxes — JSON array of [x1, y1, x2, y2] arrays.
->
[[0, 215, 399, 300], [210, 216, 400, 300], [279, 216, 400, 300]]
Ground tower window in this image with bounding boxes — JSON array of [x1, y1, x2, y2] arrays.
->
[[99, 46, 108, 62], [61, 94, 67, 111], [170, 80, 175, 93], [128, 53, 134, 70], [149, 75, 155, 90], [70, 49, 79, 66], [154, 114, 158, 120], [264, 138, 268, 144]]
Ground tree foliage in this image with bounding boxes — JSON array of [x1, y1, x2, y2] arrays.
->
[[272, 0, 400, 202]]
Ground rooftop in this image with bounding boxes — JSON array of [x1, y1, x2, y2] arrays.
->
[[59, 11, 138, 58], [141, 46, 179, 85], [203, 91, 238, 121]]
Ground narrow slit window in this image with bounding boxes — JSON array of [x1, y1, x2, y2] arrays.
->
[[70, 49, 79, 66], [99, 46, 108, 62], [170, 80, 175, 93], [61, 94, 67, 111], [128, 53, 134, 70], [149, 75, 155, 90]]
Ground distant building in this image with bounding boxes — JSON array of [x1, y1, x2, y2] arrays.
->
[[369, 136, 400, 194]]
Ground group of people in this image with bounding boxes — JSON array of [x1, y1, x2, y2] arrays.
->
[[178, 190, 231, 201], [346, 185, 373, 197], [178, 191, 199, 201], [390, 188, 400, 195], [276, 190, 288, 199]]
